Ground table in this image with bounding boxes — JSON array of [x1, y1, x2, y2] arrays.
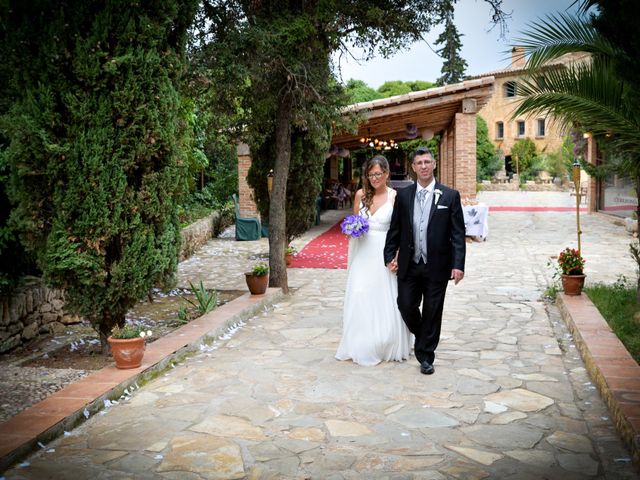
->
[[463, 203, 489, 240]]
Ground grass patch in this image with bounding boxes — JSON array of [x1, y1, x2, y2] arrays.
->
[[584, 278, 640, 365]]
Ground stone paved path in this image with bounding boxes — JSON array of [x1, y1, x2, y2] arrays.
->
[[4, 194, 640, 479]]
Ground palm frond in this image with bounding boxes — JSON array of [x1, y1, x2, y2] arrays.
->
[[513, 12, 616, 70], [513, 61, 640, 157]]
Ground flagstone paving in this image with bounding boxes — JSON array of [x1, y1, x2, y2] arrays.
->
[[4, 194, 640, 479]]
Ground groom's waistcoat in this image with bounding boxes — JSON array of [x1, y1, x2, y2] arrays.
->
[[412, 189, 431, 263]]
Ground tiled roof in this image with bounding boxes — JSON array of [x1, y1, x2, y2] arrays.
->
[[467, 52, 590, 80]]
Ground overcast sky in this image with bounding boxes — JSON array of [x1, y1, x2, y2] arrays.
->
[[334, 0, 583, 88]]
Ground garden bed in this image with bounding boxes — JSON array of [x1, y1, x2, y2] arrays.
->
[[0, 288, 243, 422], [14, 288, 244, 370]]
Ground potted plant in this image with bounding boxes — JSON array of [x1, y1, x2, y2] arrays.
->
[[245, 262, 269, 295], [557, 247, 586, 296], [285, 245, 298, 267], [108, 323, 152, 369]]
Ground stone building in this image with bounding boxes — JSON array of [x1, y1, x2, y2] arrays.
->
[[469, 47, 590, 172]]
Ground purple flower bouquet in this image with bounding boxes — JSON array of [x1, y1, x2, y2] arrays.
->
[[340, 214, 369, 238]]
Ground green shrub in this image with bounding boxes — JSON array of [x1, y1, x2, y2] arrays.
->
[[110, 323, 153, 340], [1, 1, 197, 347], [476, 116, 501, 180], [184, 281, 217, 314], [510, 138, 538, 176], [250, 262, 269, 276]]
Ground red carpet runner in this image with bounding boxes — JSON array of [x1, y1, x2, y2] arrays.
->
[[289, 219, 348, 269], [289, 204, 591, 269]]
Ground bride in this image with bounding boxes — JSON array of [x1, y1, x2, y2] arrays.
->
[[335, 155, 412, 365]]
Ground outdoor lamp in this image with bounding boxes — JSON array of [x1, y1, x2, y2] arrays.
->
[[572, 158, 581, 186], [267, 169, 274, 197], [572, 158, 582, 254]]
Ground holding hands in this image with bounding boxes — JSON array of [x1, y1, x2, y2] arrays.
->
[[451, 269, 464, 285], [387, 252, 399, 274], [387, 259, 398, 273]]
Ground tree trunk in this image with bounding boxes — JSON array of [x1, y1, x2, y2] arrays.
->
[[99, 317, 113, 355], [635, 175, 640, 303], [268, 94, 292, 293]]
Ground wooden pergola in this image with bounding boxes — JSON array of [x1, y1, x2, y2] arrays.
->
[[237, 77, 495, 218], [330, 77, 495, 200]]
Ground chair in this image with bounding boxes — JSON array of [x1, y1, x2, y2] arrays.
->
[[231, 194, 261, 241], [570, 182, 588, 204]]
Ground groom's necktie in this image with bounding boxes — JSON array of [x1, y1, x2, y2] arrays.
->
[[417, 188, 428, 210]]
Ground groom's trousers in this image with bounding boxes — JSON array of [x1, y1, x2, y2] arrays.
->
[[397, 259, 448, 365]]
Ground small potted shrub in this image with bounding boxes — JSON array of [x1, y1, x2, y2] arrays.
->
[[285, 245, 298, 267], [557, 247, 586, 296], [245, 262, 269, 295], [108, 323, 152, 369]]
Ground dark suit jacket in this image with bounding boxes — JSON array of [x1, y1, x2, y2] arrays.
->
[[384, 181, 466, 281]]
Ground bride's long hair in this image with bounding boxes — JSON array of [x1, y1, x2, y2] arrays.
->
[[362, 155, 390, 212]]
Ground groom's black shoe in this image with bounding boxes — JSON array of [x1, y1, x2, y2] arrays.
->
[[420, 361, 434, 375]]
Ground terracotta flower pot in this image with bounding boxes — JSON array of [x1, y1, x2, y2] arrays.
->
[[285, 253, 293, 267], [108, 336, 145, 369], [561, 274, 586, 296], [245, 273, 269, 295]]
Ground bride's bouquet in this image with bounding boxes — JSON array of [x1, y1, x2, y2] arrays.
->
[[340, 214, 369, 238]]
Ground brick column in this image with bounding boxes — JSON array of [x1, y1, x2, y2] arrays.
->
[[237, 143, 260, 217], [438, 133, 447, 185], [439, 126, 455, 187], [453, 112, 477, 202]]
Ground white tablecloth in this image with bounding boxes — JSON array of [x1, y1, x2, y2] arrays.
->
[[463, 203, 489, 240]]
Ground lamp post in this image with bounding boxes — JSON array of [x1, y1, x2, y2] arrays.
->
[[267, 169, 274, 197], [572, 158, 582, 254]]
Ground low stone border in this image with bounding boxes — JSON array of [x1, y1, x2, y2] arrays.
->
[[179, 212, 217, 261], [0, 288, 284, 473], [557, 293, 640, 467]]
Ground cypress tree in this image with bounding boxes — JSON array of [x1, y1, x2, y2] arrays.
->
[[1, 0, 197, 349], [434, 5, 468, 86]]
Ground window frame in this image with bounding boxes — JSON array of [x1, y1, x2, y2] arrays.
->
[[495, 121, 504, 140], [536, 118, 546, 137], [504, 81, 517, 98], [517, 120, 525, 137]]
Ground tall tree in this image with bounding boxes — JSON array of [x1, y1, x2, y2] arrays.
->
[[378, 80, 413, 97], [377, 80, 436, 97], [344, 79, 383, 103], [0, 0, 198, 349], [193, 0, 508, 291], [434, 4, 468, 86]]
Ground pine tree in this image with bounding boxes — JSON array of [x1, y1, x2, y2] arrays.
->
[[434, 6, 468, 86], [0, 0, 197, 349]]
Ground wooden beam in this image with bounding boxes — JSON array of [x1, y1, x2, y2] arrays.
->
[[360, 86, 492, 120]]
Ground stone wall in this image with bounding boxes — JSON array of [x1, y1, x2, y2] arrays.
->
[[0, 277, 78, 353], [1, 211, 229, 353], [179, 212, 217, 262], [478, 181, 566, 192]]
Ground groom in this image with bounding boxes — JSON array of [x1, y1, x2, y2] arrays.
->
[[384, 147, 466, 375]]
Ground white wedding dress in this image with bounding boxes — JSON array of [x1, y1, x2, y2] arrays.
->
[[335, 188, 413, 366]]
